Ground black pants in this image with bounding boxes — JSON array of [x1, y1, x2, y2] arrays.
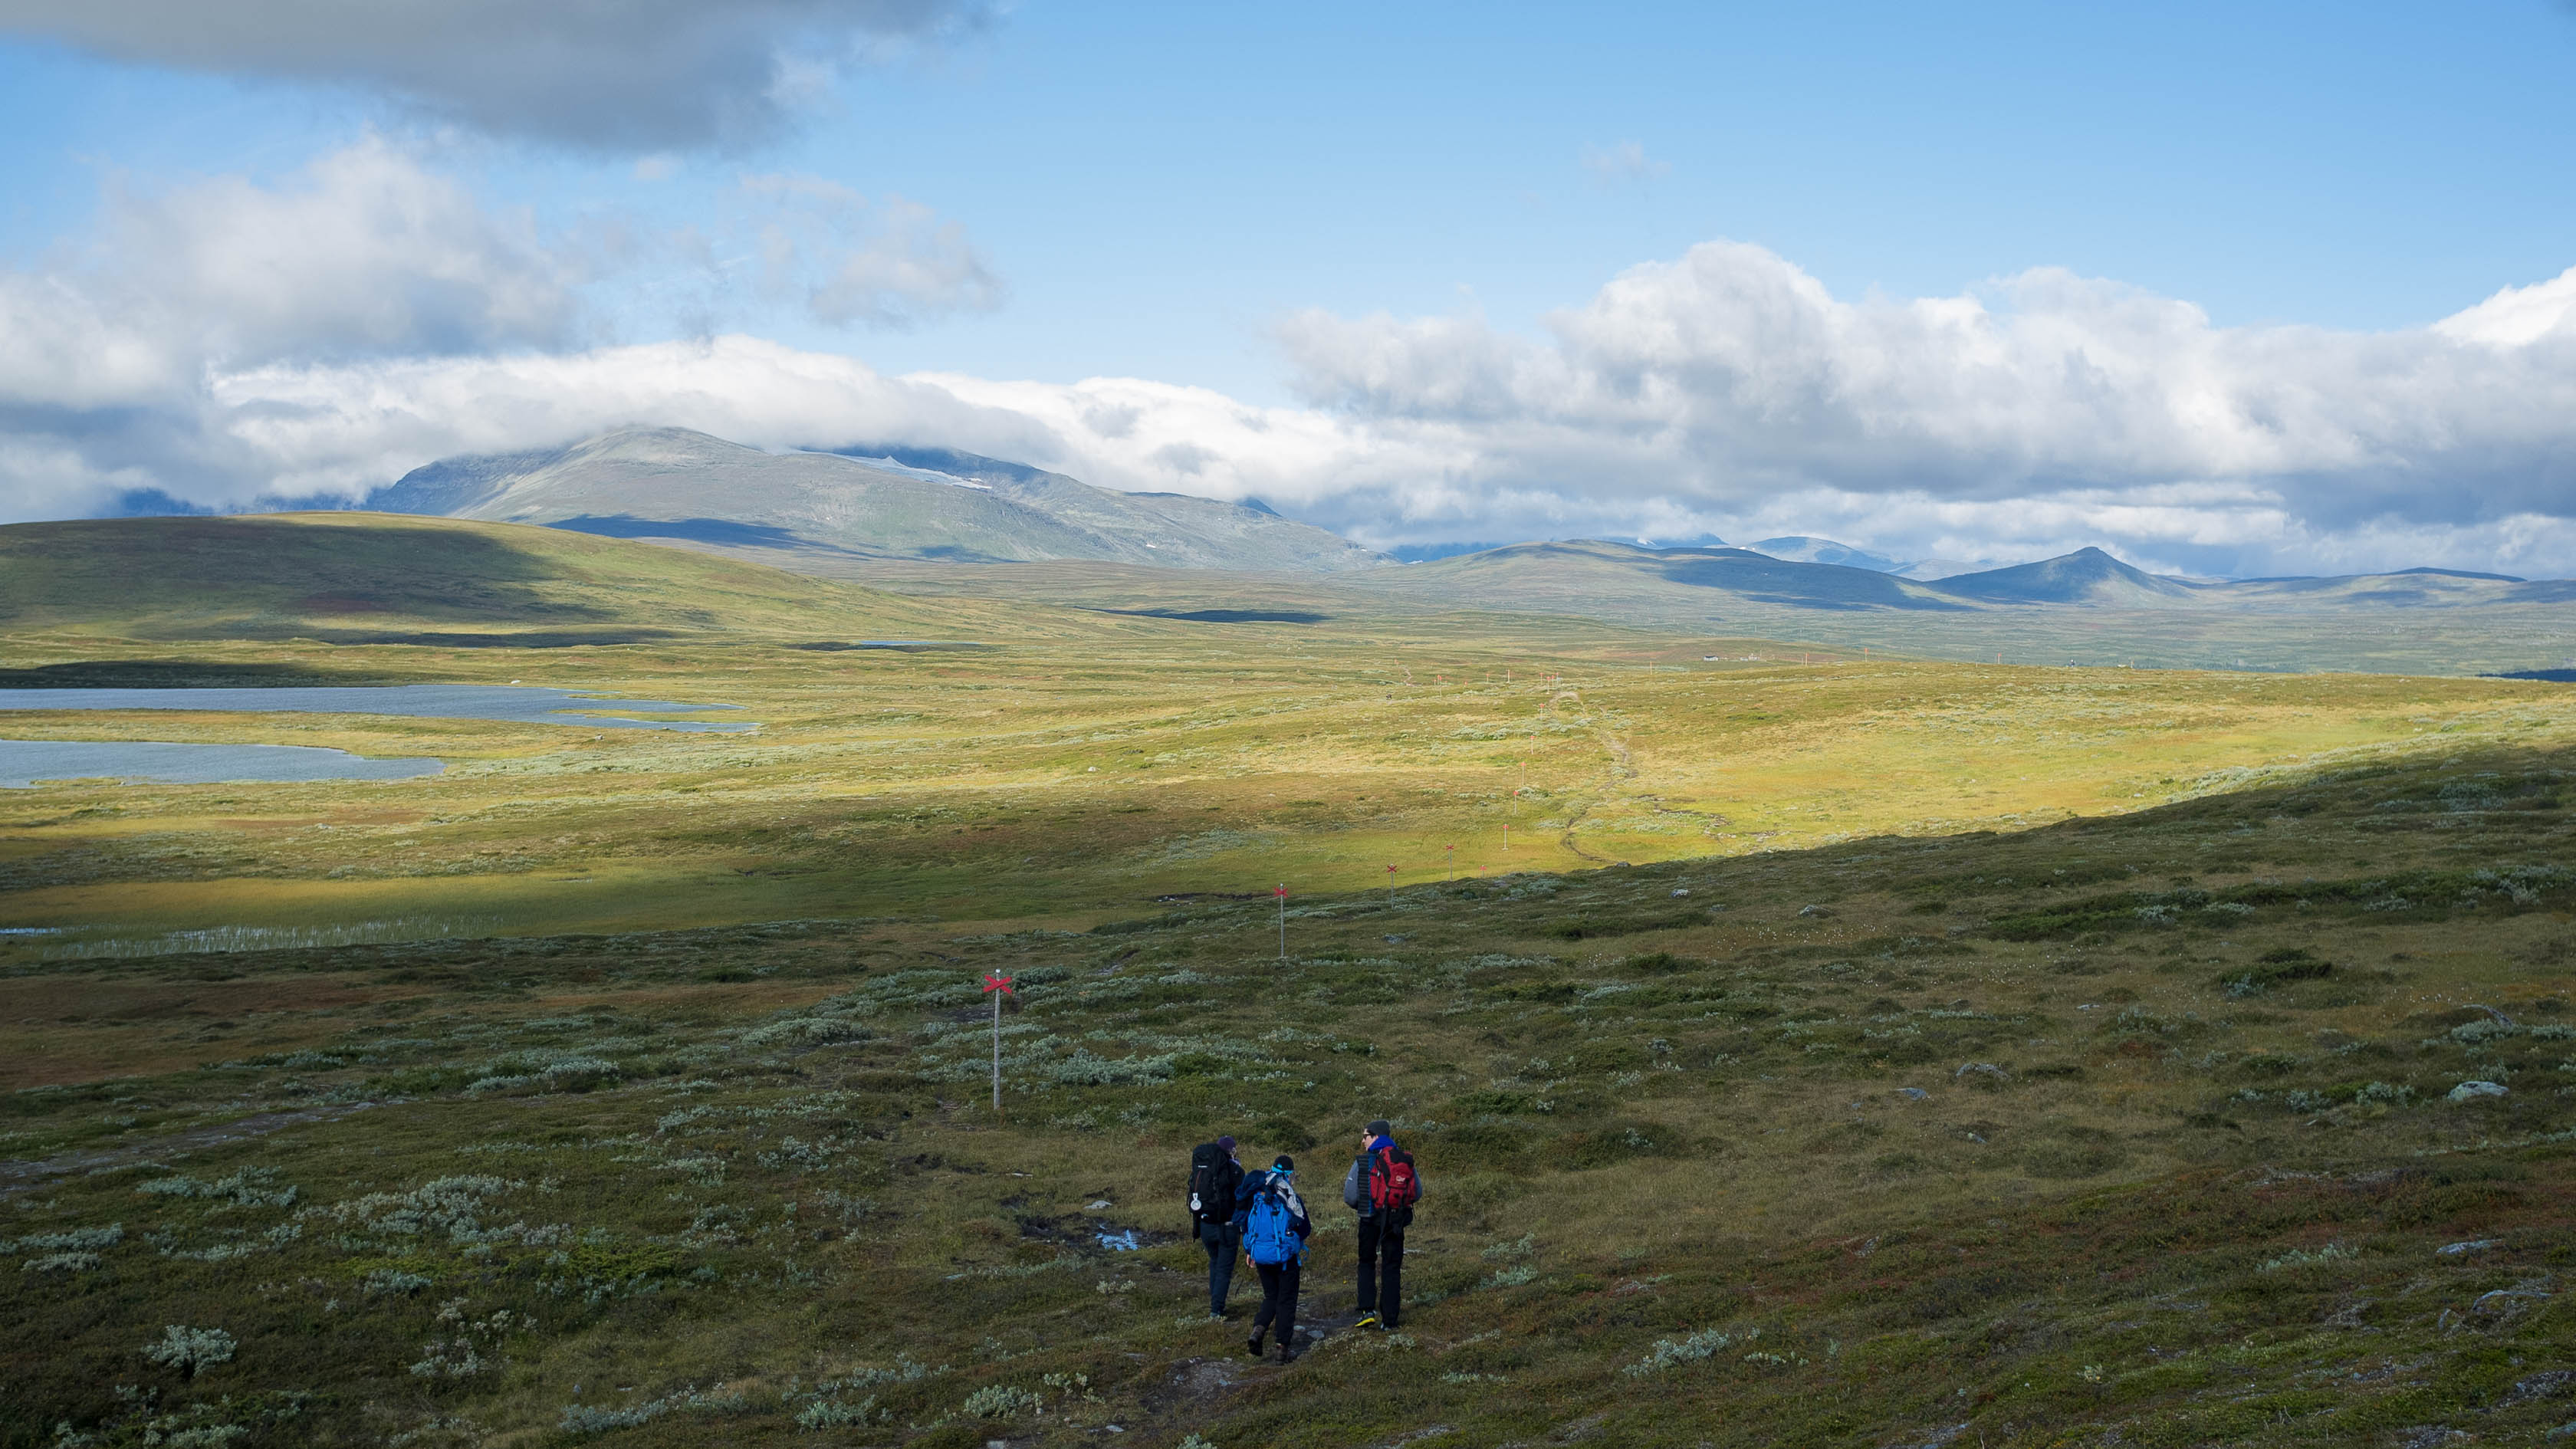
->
[[1357, 1216, 1404, 1326], [1252, 1260, 1300, 1346], [1198, 1221, 1238, 1313]]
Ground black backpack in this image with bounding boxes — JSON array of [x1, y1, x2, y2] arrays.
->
[[1187, 1142, 1230, 1224]]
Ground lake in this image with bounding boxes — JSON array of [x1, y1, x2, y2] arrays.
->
[[0, 740, 444, 790], [0, 685, 753, 731]]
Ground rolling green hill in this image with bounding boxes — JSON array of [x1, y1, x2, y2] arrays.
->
[[0, 513, 1003, 646], [767, 538, 2576, 675]]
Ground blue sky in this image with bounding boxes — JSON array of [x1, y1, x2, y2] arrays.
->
[[2, 0, 2574, 573]]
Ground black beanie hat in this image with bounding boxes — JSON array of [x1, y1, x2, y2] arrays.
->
[[1366, 1119, 1392, 1137], [1274, 1155, 1296, 1171]]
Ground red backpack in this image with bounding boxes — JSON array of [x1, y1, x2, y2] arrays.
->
[[1367, 1145, 1419, 1226]]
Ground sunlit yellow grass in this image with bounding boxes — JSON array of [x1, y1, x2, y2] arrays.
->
[[7, 632, 2575, 955]]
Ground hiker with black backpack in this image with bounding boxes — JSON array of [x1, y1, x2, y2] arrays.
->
[[1185, 1135, 1247, 1317], [1234, 1154, 1313, 1363], [1342, 1118, 1421, 1330]]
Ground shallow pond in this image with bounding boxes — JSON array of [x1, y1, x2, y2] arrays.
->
[[0, 685, 752, 731], [0, 740, 444, 789]]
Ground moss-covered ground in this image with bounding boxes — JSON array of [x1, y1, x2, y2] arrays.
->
[[8, 739, 2576, 1447], [8, 516, 2576, 1446]]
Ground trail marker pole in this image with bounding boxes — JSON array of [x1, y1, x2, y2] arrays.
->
[[1387, 863, 1395, 895], [1446, 844, 1455, 879], [981, 973, 1015, 1111], [1275, 883, 1287, 960]]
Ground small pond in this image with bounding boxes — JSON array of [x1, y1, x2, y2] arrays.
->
[[0, 740, 444, 790], [0, 685, 753, 731]]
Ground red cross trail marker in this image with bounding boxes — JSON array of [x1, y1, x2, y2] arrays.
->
[[982, 973, 1015, 1110]]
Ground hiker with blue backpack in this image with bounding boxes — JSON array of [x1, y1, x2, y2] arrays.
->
[[1234, 1154, 1313, 1363], [1342, 1119, 1421, 1330]]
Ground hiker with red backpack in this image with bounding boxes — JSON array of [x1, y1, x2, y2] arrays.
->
[[1342, 1118, 1421, 1330], [1185, 1136, 1247, 1317], [1234, 1155, 1313, 1363]]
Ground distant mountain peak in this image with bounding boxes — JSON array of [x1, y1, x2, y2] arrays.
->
[[1745, 535, 1904, 573], [360, 427, 1386, 574], [1930, 547, 2196, 605], [565, 425, 754, 462]]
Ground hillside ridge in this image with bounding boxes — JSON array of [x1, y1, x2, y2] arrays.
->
[[365, 426, 1388, 574]]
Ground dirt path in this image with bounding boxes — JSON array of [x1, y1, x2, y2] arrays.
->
[[1556, 800, 1617, 865], [0, 1100, 377, 1198]]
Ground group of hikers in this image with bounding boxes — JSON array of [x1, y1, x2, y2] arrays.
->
[[1184, 1119, 1421, 1363]]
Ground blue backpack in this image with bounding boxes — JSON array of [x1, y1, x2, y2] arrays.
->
[[1243, 1179, 1300, 1265]]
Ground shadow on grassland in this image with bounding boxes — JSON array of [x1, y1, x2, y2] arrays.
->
[[545, 515, 851, 553], [0, 661, 428, 688], [188, 628, 682, 647], [0, 517, 626, 632]]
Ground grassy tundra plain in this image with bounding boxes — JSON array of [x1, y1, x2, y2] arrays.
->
[[6, 515, 2576, 1447]]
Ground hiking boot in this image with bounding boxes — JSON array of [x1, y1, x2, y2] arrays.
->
[[1244, 1334, 1264, 1359], [1354, 1313, 1379, 1329], [1276, 1342, 1296, 1364]]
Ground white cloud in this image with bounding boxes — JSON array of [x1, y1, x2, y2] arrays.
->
[[1580, 140, 1668, 183], [197, 339, 1422, 514], [0, 140, 1014, 517], [738, 176, 1004, 328], [2433, 268, 2576, 347], [8, 196, 2576, 578], [1270, 242, 2576, 567], [97, 137, 583, 364], [0, 137, 590, 515], [0, 137, 577, 432], [0, 0, 987, 150]]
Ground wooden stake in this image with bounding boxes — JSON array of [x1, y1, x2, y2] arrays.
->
[[981, 973, 1016, 1111]]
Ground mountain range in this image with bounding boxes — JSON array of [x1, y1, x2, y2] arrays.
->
[[363, 426, 1385, 573], [304, 425, 2576, 673], [348, 427, 2573, 611], [1368, 540, 2571, 614], [1739, 535, 2001, 581]]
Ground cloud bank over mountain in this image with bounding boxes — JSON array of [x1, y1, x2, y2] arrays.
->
[[2, 142, 2574, 578], [0, 0, 988, 150], [1267, 242, 2576, 573], [0, 141, 1001, 513]]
